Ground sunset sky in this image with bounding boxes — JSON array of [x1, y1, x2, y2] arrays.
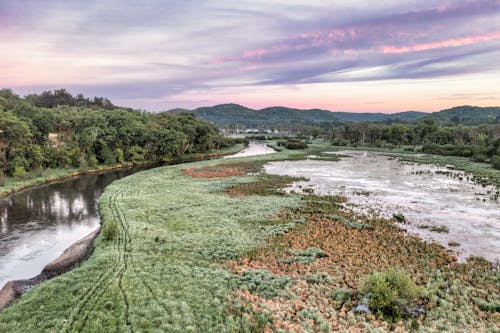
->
[[1, 0, 500, 112]]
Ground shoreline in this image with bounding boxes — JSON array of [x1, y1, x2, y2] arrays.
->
[[0, 144, 245, 200], [0, 145, 245, 312], [0, 228, 101, 311], [0, 142, 497, 331]]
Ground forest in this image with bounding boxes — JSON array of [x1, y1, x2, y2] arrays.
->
[[0, 89, 230, 182], [326, 120, 500, 169]]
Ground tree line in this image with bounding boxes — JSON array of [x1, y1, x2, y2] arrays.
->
[[0, 89, 231, 182], [325, 120, 500, 169]]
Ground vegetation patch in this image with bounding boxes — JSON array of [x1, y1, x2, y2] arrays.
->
[[183, 166, 246, 178], [393, 212, 406, 223], [231, 269, 293, 299], [227, 174, 305, 196], [292, 247, 328, 264], [1, 141, 499, 332], [359, 268, 425, 319], [101, 220, 118, 241], [228, 192, 499, 332]]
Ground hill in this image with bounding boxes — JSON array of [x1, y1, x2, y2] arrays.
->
[[428, 106, 500, 125], [169, 104, 500, 127]]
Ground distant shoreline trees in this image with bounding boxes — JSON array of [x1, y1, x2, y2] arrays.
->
[[0, 89, 231, 178]]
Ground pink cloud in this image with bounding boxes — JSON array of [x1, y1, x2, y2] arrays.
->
[[383, 31, 500, 54], [210, 28, 352, 65]]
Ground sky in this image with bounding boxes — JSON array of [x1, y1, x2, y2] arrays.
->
[[1, 0, 500, 113]]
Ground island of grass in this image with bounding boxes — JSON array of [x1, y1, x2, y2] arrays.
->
[[0, 143, 498, 332]]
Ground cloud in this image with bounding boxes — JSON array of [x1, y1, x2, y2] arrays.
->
[[383, 32, 500, 54], [1, 0, 500, 110]]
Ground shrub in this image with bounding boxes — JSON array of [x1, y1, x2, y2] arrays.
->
[[12, 166, 28, 181], [102, 220, 119, 241], [114, 148, 125, 163], [0, 170, 5, 186], [492, 156, 500, 170], [87, 153, 98, 168], [277, 139, 308, 149], [392, 213, 406, 223], [359, 268, 424, 318], [471, 153, 487, 163], [78, 156, 88, 171]]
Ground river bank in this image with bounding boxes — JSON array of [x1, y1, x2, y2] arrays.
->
[[0, 144, 244, 199], [0, 142, 497, 332], [0, 144, 245, 312]]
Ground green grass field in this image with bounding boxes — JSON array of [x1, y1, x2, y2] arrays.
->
[[0, 141, 498, 332], [0, 144, 245, 199]]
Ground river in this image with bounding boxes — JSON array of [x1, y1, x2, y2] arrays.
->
[[265, 150, 500, 263], [0, 167, 151, 289], [224, 141, 275, 158], [0, 142, 276, 289]]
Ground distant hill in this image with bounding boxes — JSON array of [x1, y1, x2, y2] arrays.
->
[[167, 104, 500, 127], [426, 106, 500, 125]]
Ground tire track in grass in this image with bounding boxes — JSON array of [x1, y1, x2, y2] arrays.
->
[[77, 179, 134, 332], [60, 180, 130, 332], [114, 188, 133, 332], [60, 181, 126, 332], [127, 206, 170, 317]]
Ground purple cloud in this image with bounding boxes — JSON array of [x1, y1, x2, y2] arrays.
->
[[1, 0, 500, 110]]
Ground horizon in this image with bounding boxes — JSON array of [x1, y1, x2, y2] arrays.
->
[[1, 1, 500, 113]]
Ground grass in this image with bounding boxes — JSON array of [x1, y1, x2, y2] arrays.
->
[[0, 140, 498, 332], [0, 144, 245, 199], [229, 194, 500, 332], [0, 147, 305, 332]]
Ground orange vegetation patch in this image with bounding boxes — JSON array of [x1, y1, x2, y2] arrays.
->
[[232, 200, 452, 287], [183, 166, 246, 178], [228, 196, 458, 332]]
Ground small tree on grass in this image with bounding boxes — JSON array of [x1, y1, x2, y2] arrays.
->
[[360, 268, 424, 319], [0, 169, 5, 186], [102, 220, 118, 241]]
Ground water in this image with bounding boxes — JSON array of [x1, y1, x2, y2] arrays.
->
[[265, 150, 500, 262], [0, 167, 148, 288], [225, 141, 275, 158]]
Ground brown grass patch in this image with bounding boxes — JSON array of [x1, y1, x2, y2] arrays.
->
[[183, 166, 246, 178], [227, 196, 459, 332]]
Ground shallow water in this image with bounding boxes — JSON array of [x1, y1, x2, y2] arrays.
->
[[0, 167, 147, 289], [225, 141, 275, 158], [265, 150, 500, 262]]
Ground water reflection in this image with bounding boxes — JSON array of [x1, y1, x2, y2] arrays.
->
[[0, 167, 146, 288], [225, 141, 275, 159], [265, 151, 500, 262]]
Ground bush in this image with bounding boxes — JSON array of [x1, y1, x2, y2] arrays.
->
[[87, 154, 98, 168], [359, 268, 424, 318], [114, 148, 125, 163], [277, 139, 308, 149], [12, 166, 28, 181], [492, 156, 500, 170], [78, 156, 88, 172], [392, 213, 406, 223], [472, 153, 488, 163], [0, 170, 5, 186], [102, 220, 118, 241]]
